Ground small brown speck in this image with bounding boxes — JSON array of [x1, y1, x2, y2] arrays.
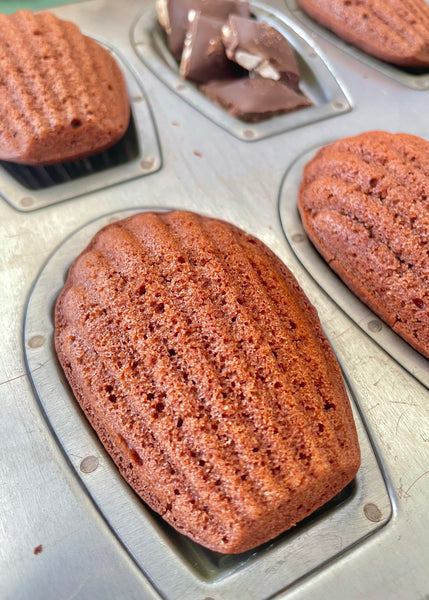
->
[[171, 121, 180, 126], [34, 544, 43, 555], [193, 150, 202, 158]]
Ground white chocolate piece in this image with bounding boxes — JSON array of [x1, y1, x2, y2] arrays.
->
[[255, 60, 280, 80], [234, 50, 261, 71], [188, 9, 197, 23]]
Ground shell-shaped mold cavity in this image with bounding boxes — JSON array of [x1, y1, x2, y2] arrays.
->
[[0, 10, 130, 165], [54, 209, 360, 554], [298, 131, 429, 360]]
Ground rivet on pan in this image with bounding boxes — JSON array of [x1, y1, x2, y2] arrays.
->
[[307, 50, 317, 58], [332, 100, 346, 111], [27, 335, 45, 349], [368, 320, 382, 333], [20, 197, 34, 208], [80, 456, 99, 474], [141, 157, 155, 170], [176, 83, 186, 92], [132, 95, 145, 103], [243, 129, 255, 139], [363, 503, 382, 522], [292, 233, 306, 243]]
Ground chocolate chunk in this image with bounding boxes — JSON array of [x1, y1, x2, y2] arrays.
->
[[156, 0, 250, 61], [222, 15, 301, 89], [180, 12, 239, 83], [200, 77, 312, 122]]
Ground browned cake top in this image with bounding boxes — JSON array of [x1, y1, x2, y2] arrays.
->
[[299, 131, 429, 359], [297, 0, 429, 67], [55, 210, 360, 553], [0, 10, 130, 165]]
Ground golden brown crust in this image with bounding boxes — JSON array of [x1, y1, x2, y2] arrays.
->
[[299, 131, 429, 359], [297, 0, 429, 67], [0, 10, 130, 165], [55, 210, 360, 553]]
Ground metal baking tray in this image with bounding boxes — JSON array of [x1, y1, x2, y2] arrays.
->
[[24, 207, 391, 600], [1, 0, 428, 599]]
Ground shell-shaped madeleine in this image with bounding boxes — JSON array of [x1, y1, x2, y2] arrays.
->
[[299, 131, 429, 359], [0, 10, 130, 165], [55, 210, 360, 554], [297, 0, 429, 67]]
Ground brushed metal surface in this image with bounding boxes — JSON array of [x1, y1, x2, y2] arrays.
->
[[1, 0, 429, 599]]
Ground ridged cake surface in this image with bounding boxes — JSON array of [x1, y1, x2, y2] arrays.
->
[[297, 0, 429, 67], [55, 210, 360, 553], [299, 131, 429, 359], [0, 11, 130, 165]]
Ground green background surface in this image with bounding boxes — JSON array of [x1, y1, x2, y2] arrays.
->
[[0, 0, 83, 13]]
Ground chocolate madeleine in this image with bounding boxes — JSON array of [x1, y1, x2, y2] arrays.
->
[[299, 131, 429, 358], [0, 10, 130, 165], [55, 210, 360, 554], [297, 0, 429, 68]]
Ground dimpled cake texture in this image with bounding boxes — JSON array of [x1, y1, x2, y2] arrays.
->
[[299, 131, 429, 360], [0, 10, 130, 165], [55, 210, 361, 554], [297, 0, 429, 68]]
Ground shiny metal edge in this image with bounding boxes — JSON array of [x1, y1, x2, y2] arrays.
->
[[0, 41, 162, 213], [24, 208, 391, 600], [284, 0, 429, 91], [131, 1, 351, 142], [278, 145, 429, 389]]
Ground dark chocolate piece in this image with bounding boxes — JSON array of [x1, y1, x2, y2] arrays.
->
[[156, 0, 251, 61], [180, 12, 238, 82], [199, 77, 312, 122], [222, 15, 300, 89]]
